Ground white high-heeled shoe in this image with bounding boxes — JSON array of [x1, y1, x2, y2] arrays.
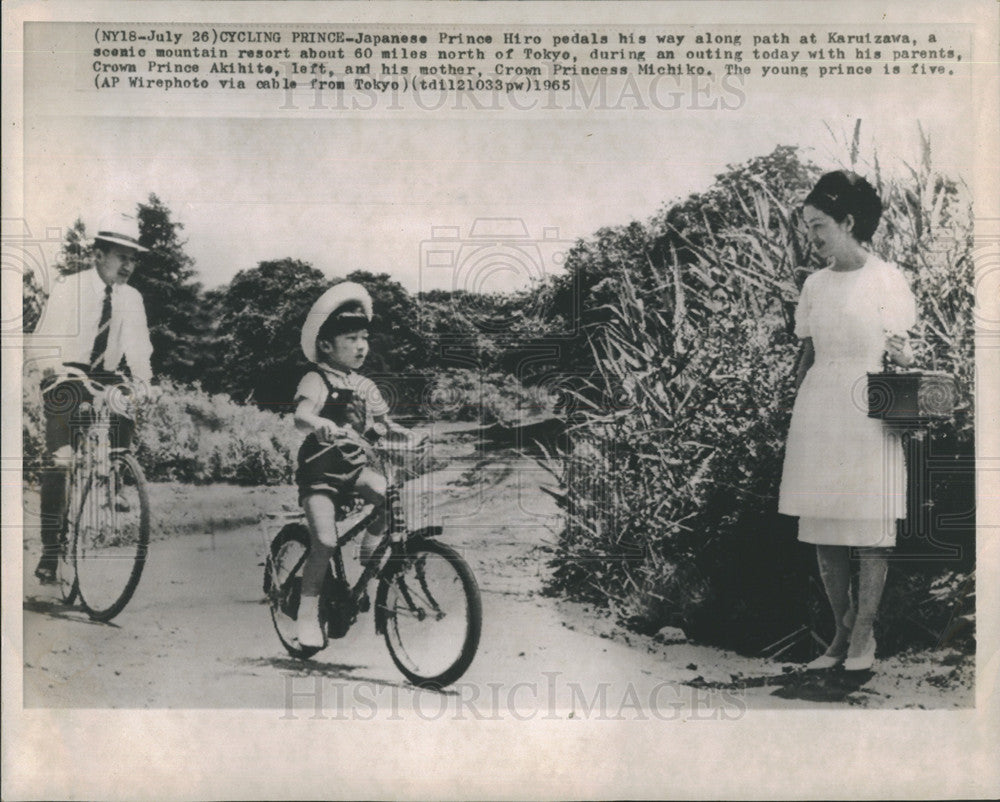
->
[[805, 651, 847, 670], [844, 636, 876, 671]]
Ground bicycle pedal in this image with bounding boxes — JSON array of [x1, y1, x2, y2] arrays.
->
[[358, 592, 371, 613]]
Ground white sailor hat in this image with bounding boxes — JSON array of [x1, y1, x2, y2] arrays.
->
[[94, 211, 149, 253], [301, 281, 373, 363]]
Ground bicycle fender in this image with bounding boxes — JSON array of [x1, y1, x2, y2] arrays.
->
[[407, 525, 443, 543]]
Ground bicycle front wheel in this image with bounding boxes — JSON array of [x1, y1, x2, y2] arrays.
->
[[378, 539, 482, 688], [73, 453, 150, 621], [57, 529, 78, 605]]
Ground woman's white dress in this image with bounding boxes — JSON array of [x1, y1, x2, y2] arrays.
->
[[778, 254, 917, 547]]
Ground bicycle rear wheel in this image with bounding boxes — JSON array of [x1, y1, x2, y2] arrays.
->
[[73, 453, 149, 621], [265, 524, 322, 659], [378, 539, 482, 688]]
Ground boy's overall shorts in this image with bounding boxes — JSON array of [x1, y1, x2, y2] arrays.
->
[[294, 370, 371, 504]]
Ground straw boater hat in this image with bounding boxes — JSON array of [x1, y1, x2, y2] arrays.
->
[[300, 281, 373, 363], [94, 211, 149, 253]]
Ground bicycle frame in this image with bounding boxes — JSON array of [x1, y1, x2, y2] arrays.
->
[[262, 439, 442, 634], [264, 433, 481, 687], [48, 369, 150, 620], [57, 382, 115, 578], [70, 402, 113, 503]]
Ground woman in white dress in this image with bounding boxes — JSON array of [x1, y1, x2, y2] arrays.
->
[[779, 171, 917, 672]]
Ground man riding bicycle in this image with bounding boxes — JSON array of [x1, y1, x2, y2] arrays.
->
[[31, 211, 153, 584]]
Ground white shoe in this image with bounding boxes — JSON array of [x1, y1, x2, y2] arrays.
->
[[805, 651, 846, 671], [297, 595, 324, 648], [844, 636, 876, 672]]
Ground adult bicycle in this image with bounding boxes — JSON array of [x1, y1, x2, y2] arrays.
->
[[263, 432, 482, 689], [46, 368, 150, 621]]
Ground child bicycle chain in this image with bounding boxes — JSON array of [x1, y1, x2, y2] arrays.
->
[[263, 437, 483, 689]]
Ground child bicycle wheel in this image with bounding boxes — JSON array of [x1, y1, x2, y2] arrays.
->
[[377, 538, 482, 689], [73, 453, 149, 621], [264, 523, 323, 659]]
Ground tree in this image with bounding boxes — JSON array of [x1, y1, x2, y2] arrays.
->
[[22, 267, 46, 333], [543, 222, 658, 385], [131, 194, 206, 383], [656, 145, 817, 259], [53, 218, 93, 277], [345, 270, 424, 374], [210, 258, 328, 408]]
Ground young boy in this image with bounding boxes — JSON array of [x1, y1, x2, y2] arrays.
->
[[294, 281, 418, 648]]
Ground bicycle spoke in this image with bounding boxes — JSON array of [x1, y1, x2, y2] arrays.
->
[[74, 454, 149, 621], [380, 541, 481, 687], [388, 572, 449, 621]]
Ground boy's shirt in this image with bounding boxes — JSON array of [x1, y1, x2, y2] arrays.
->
[[295, 364, 391, 433]]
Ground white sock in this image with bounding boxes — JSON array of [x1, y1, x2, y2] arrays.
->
[[298, 594, 319, 621], [360, 532, 380, 561]]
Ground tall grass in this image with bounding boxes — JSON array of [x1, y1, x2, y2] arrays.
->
[[546, 132, 975, 654]]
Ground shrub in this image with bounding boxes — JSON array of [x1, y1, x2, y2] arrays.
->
[[134, 381, 298, 484], [545, 265, 801, 646], [427, 368, 555, 425], [22, 366, 50, 482], [21, 373, 299, 486]]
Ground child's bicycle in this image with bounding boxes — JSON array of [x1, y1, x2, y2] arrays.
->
[[47, 368, 150, 621], [262, 431, 482, 689]]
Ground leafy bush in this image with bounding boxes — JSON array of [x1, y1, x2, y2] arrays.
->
[[21, 372, 299, 486], [22, 368, 50, 482], [878, 568, 975, 653], [134, 381, 299, 484], [427, 368, 555, 425], [544, 265, 801, 646]]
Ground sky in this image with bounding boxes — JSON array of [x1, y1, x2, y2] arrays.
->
[[20, 113, 971, 295], [16, 15, 976, 296]]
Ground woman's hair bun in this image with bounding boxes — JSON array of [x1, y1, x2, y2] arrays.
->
[[804, 170, 883, 243]]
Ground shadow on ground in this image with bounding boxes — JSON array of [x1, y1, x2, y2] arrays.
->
[[243, 656, 461, 697], [23, 597, 120, 628], [685, 668, 876, 704]]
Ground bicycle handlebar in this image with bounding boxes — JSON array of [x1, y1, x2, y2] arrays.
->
[[44, 365, 140, 419], [49, 365, 109, 398]]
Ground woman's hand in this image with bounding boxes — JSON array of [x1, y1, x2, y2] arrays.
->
[[794, 338, 815, 391], [885, 332, 914, 367]]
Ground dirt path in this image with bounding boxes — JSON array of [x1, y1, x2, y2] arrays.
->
[[21, 431, 971, 713]]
